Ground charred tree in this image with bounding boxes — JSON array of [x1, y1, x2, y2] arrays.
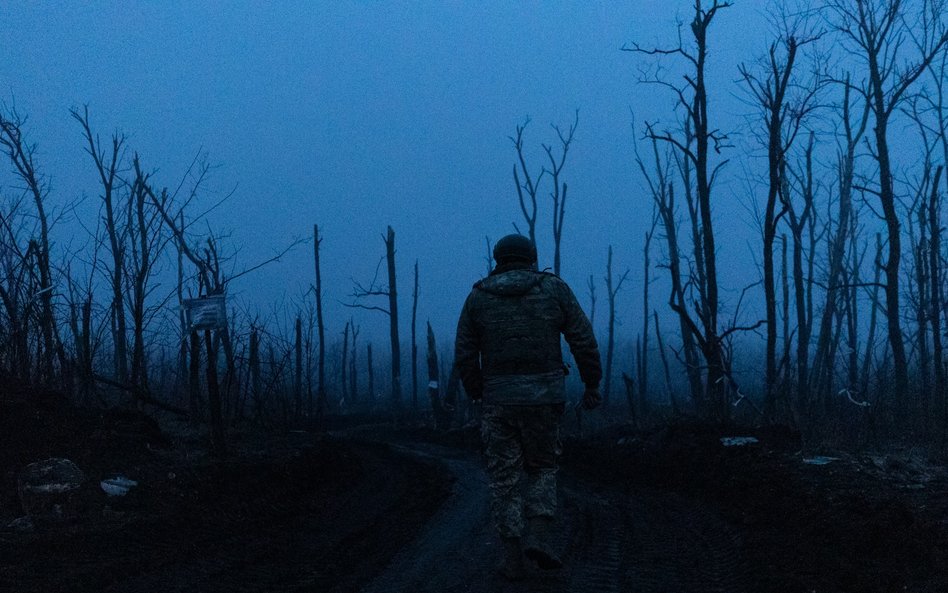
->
[[635, 134, 703, 405], [1, 107, 57, 384], [627, 0, 733, 418], [830, 0, 948, 402], [739, 23, 821, 418], [341, 321, 350, 404], [348, 226, 402, 408], [313, 225, 327, 416], [812, 79, 870, 402], [72, 106, 127, 386], [411, 260, 419, 411], [603, 245, 629, 405]]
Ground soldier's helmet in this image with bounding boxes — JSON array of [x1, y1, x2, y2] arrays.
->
[[493, 234, 537, 264]]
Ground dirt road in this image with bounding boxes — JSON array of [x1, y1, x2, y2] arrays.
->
[[360, 441, 751, 593]]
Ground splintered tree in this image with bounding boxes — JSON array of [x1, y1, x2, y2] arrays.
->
[[127, 156, 167, 405], [510, 111, 579, 276], [313, 224, 327, 416], [626, 0, 735, 418], [603, 245, 629, 405], [635, 133, 703, 405], [426, 321, 449, 429], [0, 106, 58, 384], [348, 226, 401, 408], [71, 106, 128, 386], [411, 260, 419, 411], [829, 0, 948, 402], [738, 18, 822, 418], [811, 78, 870, 409]]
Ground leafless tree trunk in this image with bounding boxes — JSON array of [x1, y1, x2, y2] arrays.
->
[[348, 226, 401, 408], [510, 119, 544, 245], [1, 107, 57, 384], [426, 321, 448, 429], [510, 112, 578, 274], [385, 227, 402, 407], [411, 260, 419, 411], [126, 156, 167, 407], [350, 322, 359, 402], [204, 329, 225, 455], [830, 0, 948, 402], [367, 342, 375, 401], [313, 225, 327, 416], [295, 315, 302, 417], [739, 23, 821, 419], [639, 211, 658, 407], [785, 133, 817, 413], [812, 79, 870, 403], [586, 275, 596, 328], [341, 320, 350, 404], [603, 245, 629, 405], [250, 324, 262, 419], [861, 234, 885, 398], [545, 111, 578, 276], [935, 52, 948, 430], [71, 106, 127, 385], [635, 134, 702, 404], [653, 310, 678, 414], [627, 0, 732, 418]]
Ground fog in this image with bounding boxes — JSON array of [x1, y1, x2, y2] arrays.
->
[[0, 1, 772, 348]]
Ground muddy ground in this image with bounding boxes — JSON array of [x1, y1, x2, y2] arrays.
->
[[2, 398, 947, 593]]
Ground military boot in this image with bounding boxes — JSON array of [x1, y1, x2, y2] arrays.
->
[[497, 536, 526, 581], [523, 516, 563, 569]]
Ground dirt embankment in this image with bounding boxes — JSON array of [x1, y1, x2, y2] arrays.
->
[[0, 401, 451, 593], [4, 401, 948, 593], [564, 423, 948, 593]]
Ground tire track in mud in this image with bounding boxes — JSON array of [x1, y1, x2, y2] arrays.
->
[[362, 441, 752, 593], [618, 488, 750, 593], [98, 442, 445, 593]]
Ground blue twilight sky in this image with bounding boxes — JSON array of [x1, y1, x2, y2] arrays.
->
[[1, 1, 783, 354]]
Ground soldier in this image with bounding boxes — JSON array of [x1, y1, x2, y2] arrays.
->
[[454, 234, 602, 580]]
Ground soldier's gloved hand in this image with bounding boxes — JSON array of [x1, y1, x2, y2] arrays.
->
[[582, 386, 601, 410]]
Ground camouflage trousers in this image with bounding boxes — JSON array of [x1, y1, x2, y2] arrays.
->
[[480, 404, 563, 538]]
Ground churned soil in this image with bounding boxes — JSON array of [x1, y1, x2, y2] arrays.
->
[[564, 422, 948, 593], [0, 400, 451, 593], [3, 397, 948, 593]]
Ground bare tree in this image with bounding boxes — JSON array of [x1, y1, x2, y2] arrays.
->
[[510, 119, 544, 246], [348, 226, 401, 407], [626, 0, 734, 417], [634, 133, 702, 404], [586, 274, 597, 328], [349, 321, 359, 402], [509, 111, 579, 275], [295, 315, 302, 416], [603, 245, 629, 405], [1, 105, 58, 384], [71, 106, 128, 385], [638, 209, 659, 409], [830, 0, 948, 401], [784, 133, 818, 412], [811, 77, 871, 405], [411, 260, 419, 411], [739, 19, 822, 418], [545, 111, 579, 276], [341, 320, 350, 404], [313, 224, 327, 416]]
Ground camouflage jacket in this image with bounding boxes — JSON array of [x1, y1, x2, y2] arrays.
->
[[454, 263, 602, 405]]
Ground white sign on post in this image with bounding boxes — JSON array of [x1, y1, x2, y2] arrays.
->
[[183, 295, 227, 332]]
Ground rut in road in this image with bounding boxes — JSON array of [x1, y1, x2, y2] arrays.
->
[[360, 442, 752, 593]]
